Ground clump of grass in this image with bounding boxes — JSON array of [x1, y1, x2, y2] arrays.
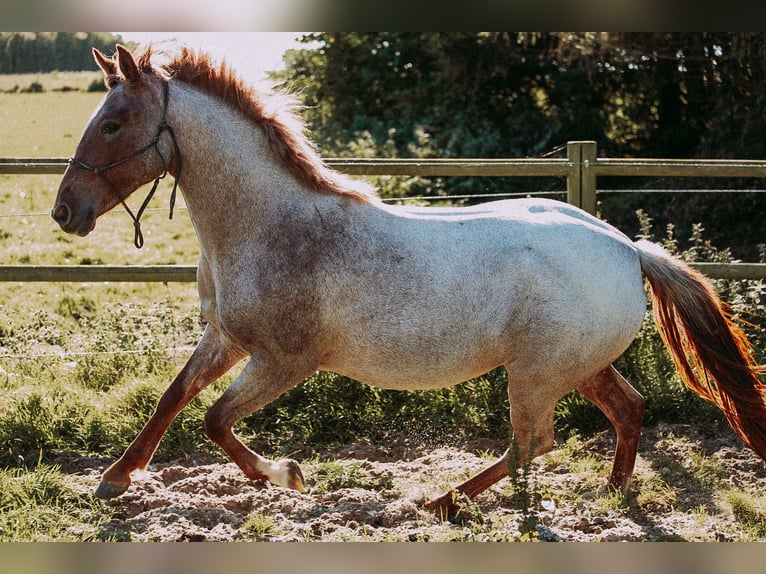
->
[[308, 460, 392, 493], [722, 489, 766, 538], [241, 512, 288, 541], [633, 473, 678, 511], [0, 462, 111, 541], [56, 295, 96, 322]]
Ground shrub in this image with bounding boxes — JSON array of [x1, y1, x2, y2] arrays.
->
[[20, 81, 44, 93], [86, 78, 107, 92]]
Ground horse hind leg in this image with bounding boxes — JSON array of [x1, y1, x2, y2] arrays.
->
[[577, 365, 645, 493], [424, 377, 557, 517]]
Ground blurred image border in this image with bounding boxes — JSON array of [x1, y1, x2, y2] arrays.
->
[[0, 0, 738, 32], [3, 541, 766, 574]]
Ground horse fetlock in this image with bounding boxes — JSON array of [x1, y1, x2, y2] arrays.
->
[[268, 458, 306, 492], [608, 471, 633, 495], [95, 478, 131, 499], [423, 490, 469, 522]]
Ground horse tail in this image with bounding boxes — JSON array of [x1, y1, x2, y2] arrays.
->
[[636, 239, 766, 459]]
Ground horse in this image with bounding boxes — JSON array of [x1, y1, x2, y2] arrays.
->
[[52, 44, 766, 515]]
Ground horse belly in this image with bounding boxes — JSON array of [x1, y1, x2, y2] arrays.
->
[[323, 335, 504, 391], [325, 200, 647, 392], [320, 280, 517, 390]]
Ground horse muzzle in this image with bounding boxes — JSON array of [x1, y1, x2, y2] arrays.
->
[[51, 198, 97, 237]]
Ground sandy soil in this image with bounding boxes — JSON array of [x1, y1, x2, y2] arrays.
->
[[60, 423, 766, 542]]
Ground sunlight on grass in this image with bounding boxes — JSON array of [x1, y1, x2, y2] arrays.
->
[[0, 91, 104, 157], [722, 489, 766, 538], [241, 511, 289, 541], [308, 460, 393, 493], [0, 463, 112, 541]]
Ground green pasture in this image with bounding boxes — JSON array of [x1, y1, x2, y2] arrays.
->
[[0, 83, 764, 540]]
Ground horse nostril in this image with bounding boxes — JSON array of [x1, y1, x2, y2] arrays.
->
[[52, 203, 70, 226]]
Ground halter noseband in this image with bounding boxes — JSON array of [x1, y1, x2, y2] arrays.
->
[[68, 80, 182, 249]]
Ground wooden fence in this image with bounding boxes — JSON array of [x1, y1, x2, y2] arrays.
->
[[1, 140, 764, 281]]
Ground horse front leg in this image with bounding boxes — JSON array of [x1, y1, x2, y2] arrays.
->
[[203, 360, 307, 491], [95, 325, 246, 499]]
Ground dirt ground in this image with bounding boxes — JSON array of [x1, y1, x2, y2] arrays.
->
[[60, 423, 766, 542]]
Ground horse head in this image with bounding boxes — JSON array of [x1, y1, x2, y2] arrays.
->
[[52, 45, 177, 245]]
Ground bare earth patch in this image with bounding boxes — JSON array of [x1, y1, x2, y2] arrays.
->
[[61, 424, 766, 541]]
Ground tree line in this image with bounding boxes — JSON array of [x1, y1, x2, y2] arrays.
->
[[0, 32, 126, 74]]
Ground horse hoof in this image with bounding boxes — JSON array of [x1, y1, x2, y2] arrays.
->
[[282, 459, 306, 492], [424, 490, 481, 522], [423, 494, 460, 519], [95, 479, 130, 499]]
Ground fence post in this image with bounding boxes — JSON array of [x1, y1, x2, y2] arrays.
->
[[566, 141, 598, 215]]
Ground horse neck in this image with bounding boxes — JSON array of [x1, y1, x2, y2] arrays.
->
[[167, 81, 318, 252]]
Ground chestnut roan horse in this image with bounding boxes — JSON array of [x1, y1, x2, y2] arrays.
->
[[52, 45, 766, 514]]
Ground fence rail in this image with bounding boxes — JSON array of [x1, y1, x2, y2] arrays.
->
[[1, 140, 765, 281]]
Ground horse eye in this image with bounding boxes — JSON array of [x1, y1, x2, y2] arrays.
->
[[101, 122, 120, 135]]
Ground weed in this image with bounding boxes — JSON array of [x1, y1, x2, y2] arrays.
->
[[56, 295, 96, 322], [309, 460, 392, 493], [241, 512, 287, 541], [505, 430, 540, 539]]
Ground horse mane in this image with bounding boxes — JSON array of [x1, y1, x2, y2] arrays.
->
[[136, 45, 373, 203]]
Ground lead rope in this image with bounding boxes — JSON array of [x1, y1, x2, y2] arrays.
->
[[68, 80, 182, 249]]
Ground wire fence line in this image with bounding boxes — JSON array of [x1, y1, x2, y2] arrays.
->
[[3, 188, 766, 221], [0, 345, 197, 361], [0, 190, 568, 220]]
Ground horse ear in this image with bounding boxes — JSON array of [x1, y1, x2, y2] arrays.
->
[[116, 44, 141, 84], [93, 47, 117, 76]]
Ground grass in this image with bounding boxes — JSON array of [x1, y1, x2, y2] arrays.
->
[[0, 91, 104, 158], [506, 432, 766, 541], [0, 462, 111, 541], [722, 490, 766, 538], [308, 460, 393, 493], [241, 511, 290, 541]]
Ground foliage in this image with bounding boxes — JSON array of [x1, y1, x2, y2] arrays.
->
[[240, 369, 509, 449], [282, 32, 766, 161], [308, 459, 392, 493]]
